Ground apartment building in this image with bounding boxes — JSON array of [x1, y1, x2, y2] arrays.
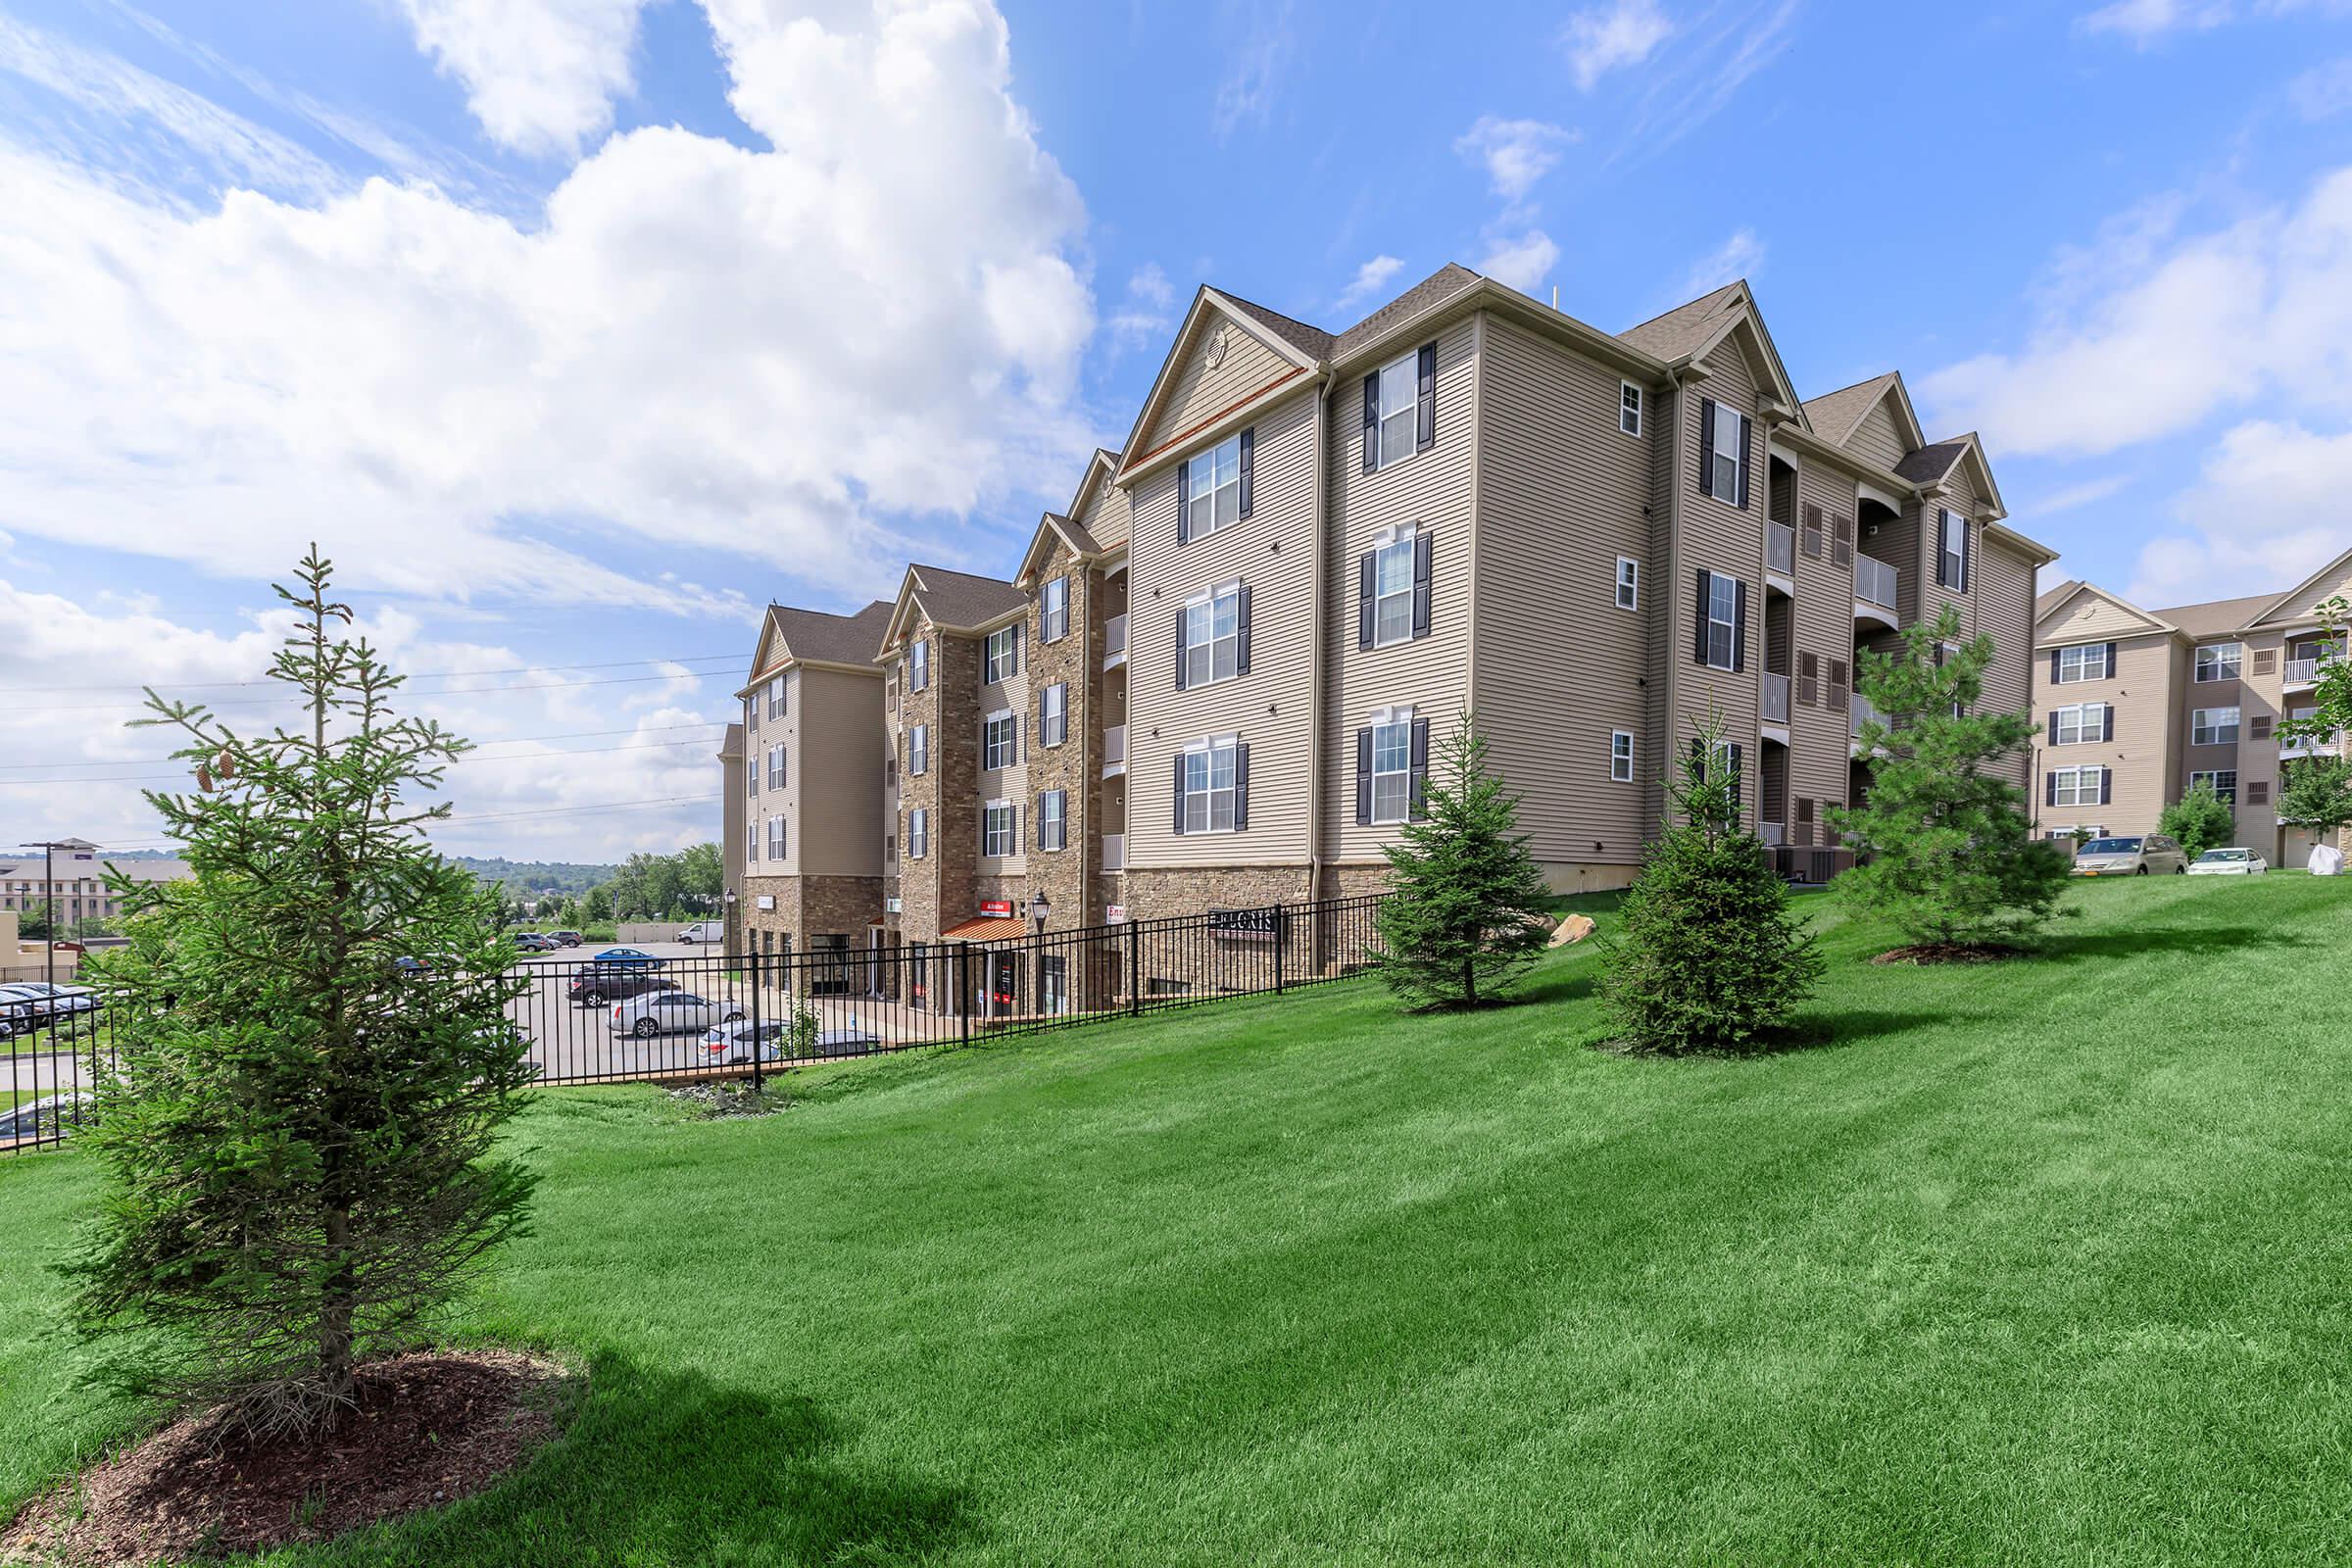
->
[[0, 841, 190, 926], [2032, 547, 2352, 867], [717, 721, 745, 952], [734, 601, 895, 969], [727, 262, 2052, 1003]]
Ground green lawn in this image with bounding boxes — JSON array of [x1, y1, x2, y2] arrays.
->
[[4, 874, 2350, 1565]]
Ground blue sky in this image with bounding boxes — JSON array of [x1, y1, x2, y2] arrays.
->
[[1, 0, 2345, 858]]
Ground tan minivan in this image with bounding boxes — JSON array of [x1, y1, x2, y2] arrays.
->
[[2071, 834, 2190, 876]]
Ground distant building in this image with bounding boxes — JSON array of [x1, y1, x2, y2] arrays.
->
[[0, 840, 190, 926]]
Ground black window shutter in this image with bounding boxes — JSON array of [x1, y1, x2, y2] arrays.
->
[[1697, 398, 1716, 494], [2104, 641, 2116, 675], [1014, 804, 1023, 853], [1361, 374, 1379, 472], [2046, 710, 2059, 744], [1409, 718, 1431, 819], [1012, 619, 1022, 674], [2046, 770, 2058, 808], [1237, 583, 1252, 676], [1237, 426, 1254, 518], [1730, 744, 1743, 811], [2049, 649, 2062, 684], [1173, 753, 1187, 835], [1176, 458, 1190, 545], [1234, 744, 1250, 830], [1733, 579, 1748, 673], [1038, 794, 1048, 851], [1935, 510, 1949, 587], [1175, 609, 1189, 691], [1357, 553, 1376, 649], [1693, 570, 1710, 664], [2101, 706, 2114, 743], [1354, 729, 1373, 825], [1411, 531, 1433, 639], [2099, 768, 2113, 807], [1415, 342, 1437, 451], [1736, 412, 1751, 510]]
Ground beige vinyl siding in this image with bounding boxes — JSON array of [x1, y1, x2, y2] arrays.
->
[[2249, 562, 2352, 628], [1467, 312, 1650, 868], [1975, 537, 2034, 788], [1843, 397, 1908, 471], [1642, 383, 1678, 834], [1790, 460, 1861, 813], [1910, 472, 1979, 639], [975, 633, 1031, 876], [2039, 590, 2163, 644], [2031, 629, 2176, 835], [1127, 386, 1319, 868], [2231, 630, 2289, 824], [795, 666, 887, 878], [1322, 318, 1479, 866], [1137, 312, 1302, 458], [1074, 466, 1132, 552], [1672, 325, 1767, 821]]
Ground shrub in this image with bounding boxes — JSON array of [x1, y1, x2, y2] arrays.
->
[[2158, 781, 2237, 860]]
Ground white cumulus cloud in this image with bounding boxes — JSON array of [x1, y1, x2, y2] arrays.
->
[[1476, 230, 1561, 293], [1453, 116, 1577, 201], [397, 0, 653, 157], [1561, 0, 1673, 89], [1335, 254, 1405, 310]]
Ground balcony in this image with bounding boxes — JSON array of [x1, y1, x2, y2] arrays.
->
[[1850, 692, 1883, 748], [2284, 652, 2341, 689], [2280, 730, 2341, 760], [1102, 833, 1125, 872], [1760, 821, 1786, 848], [1854, 556, 1899, 627], [1766, 521, 1795, 579], [1102, 612, 1128, 670], [1103, 724, 1127, 777], [1761, 671, 1790, 726]]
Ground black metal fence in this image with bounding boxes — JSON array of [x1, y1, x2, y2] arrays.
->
[[2, 896, 1389, 1154]]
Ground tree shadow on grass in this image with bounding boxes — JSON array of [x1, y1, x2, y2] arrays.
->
[[1589, 1008, 1947, 1059], [2032, 922, 2314, 966], [309, 1350, 974, 1568]]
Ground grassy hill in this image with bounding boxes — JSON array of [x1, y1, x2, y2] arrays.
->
[[4, 874, 2349, 1564]]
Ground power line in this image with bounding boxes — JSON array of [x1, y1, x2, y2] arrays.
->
[[5, 666, 751, 716], [0, 721, 726, 772], [0, 735, 732, 788], [3, 794, 725, 857], [1, 652, 749, 696]]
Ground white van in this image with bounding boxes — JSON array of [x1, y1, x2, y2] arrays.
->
[[674, 921, 725, 945]]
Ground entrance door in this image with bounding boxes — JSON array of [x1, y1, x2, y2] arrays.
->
[[811, 933, 853, 995], [988, 952, 1021, 1017], [1040, 954, 1068, 1016]]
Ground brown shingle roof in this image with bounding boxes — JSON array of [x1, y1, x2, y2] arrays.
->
[[2034, 580, 2079, 621], [1801, 373, 1896, 445], [2154, 592, 2278, 640], [768, 600, 894, 667], [906, 564, 1028, 629], [1894, 439, 1970, 484], [1216, 291, 1335, 362], [1332, 263, 1483, 361], [718, 721, 743, 762], [1617, 279, 1747, 361]]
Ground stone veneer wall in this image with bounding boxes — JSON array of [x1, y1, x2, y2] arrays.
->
[[896, 619, 985, 946], [1026, 541, 1099, 934], [739, 873, 883, 967]]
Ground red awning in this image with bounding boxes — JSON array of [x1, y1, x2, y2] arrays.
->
[[940, 916, 1029, 941]]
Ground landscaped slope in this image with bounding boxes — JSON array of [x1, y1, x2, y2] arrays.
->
[[4, 875, 2349, 1564]]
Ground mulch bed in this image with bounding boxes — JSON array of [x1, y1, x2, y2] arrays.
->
[[1869, 943, 2027, 966], [2, 1349, 573, 1566]]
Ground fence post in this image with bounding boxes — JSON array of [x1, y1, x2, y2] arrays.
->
[[749, 947, 764, 1094], [1126, 919, 1141, 1016], [956, 943, 972, 1047], [1273, 902, 1286, 995]]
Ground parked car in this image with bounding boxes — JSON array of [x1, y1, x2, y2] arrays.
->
[[0, 1092, 90, 1144], [2187, 847, 2269, 876], [675, 921, 724, 945], [512, 933, 559, 953], [700, 1020, 884, 1063], [567, 971, 678, 1007], [546, 930, 583, 948], [2070, 834, 2189, 876], [589, 947, 664, 969], [0, 982, 100, 1022], [608, 991, 743, 1038]]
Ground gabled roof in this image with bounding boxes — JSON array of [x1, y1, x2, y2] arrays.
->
[[1895, 431, 2010, 523], [757, 600, 894, 672], [2158, 593, 2279, 642], [1063, 448, 1122, 524], [2034, 579, 2079, 621], [1801, 371, 1927, 455], [1331, 263, 1482, 363], [717, 721, 743, 762], [1115, 288, 1324, 481], [2034, 580, 2176, 642], [1618, 280, 1802, 415], [2238, 542, 2352, 630], [1217, 292, 1335, 363], [1013, 511, 1103, 586], [877, 562, 1029, 654]]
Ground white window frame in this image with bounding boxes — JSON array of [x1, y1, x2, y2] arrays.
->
[[2049, 826, 2105, 841], [1040, 788, 1067, 852], [1610, 730, 1635, 783], [767, 815, 787, 860], [766, 675, 785, 719], [2194, 643, 2241, 682], [1183, 580, 1243, 688], [1369, 707, 1413, 825], [766, 743, 785, 791], [982, 710, 1017, 771], [1618, 380, 1642, 438], [1708, 405, 1746, 503], [1615, 556, 1640, 612], [909, 722, 929, 777], [2190, 706, 2240, 746], [2056, 644, 2111, 683], [907, 807, 928, 859], [1180, 735, 1240, 835], [747, 822, 760, 865], [1372, 527, 1415, 647], [2052, 703, 2107, 745], [1186, 433, 1243, 540], [1940, 512, 1968, 591], [1041, 576, 1069, 642], [984, 624, 1018, 684], [1041, 682, 1067, 748], [908, 638, 929, 692], [2050, 765, 2106, 808], [1703, 570, 1739, 671], [982, 801, 1015, 858], [2189, 769, 2238, 804], [1374, 350, 1419, 469], [747, 755, 759, 796]]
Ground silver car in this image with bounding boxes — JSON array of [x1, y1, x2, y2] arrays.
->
[[607, 990, 744, 1038], [701, 1020, 883, 1064], [2071, 834, 2190, 876]]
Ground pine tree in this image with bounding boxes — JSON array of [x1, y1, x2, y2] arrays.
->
[[67, 549, 539, 1437], [1599, 714, 1824, 1053], [1373, 717, 1552, 1008], [2157, 780, 2237, 860], [1831, 606, 2070, 954], [2278, 756, 2352, 848]]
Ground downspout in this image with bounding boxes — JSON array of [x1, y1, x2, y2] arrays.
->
[[1306, 364, 1335, 901]]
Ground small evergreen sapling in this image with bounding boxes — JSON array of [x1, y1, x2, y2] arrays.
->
[[1831, 608, 2070, 955], [1373, 717, 1552, 1008], [1599, 715, 1823, 1053], [2277, 756, 2352, 852], [2157, 780, 2237, 860]]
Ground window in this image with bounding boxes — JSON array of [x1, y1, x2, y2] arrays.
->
[[1370, 717, 1413, 823], [1374, 351, 1419, 468], [908, 638, 929, 692], [747, 755, 759, 796], [982, 710, 1018, 771], [2056, 644, 2112, 683], [2195, 643, 2241, 682], [2191, 707, 2240, 746], [2050, 765, 2106, 807], [1039, 789, 1067, 851], [907, 808, 928, 859], [2052, 703, 2107, 745], [1183, 582, 1243, 687], [1041, 682, 1068, 748], [1610, 731, 1635, 783], [1703, 570, 1740, 670], [1708, 404, 1746, 503], [767, 816, 787, 860], [1615, 557, 1640, 612], [2049, 827, 2104, 841], [1940, 512, 1968, 592], [747, 822, 759, 865], [985, 624, 1019, 683], [1180, 738, 1240, 834], [1185, 433, 1244, 540], [1619, 380, 1642, 437], [766, 744, 785, 790], [766, 675, 785, 720], [909, 722, 929, 777], [2190, 769, 2238, 804], [1373, 533, 1416, 646], [1041, 576, 1068, 642], [982, 802, 1015, 858]]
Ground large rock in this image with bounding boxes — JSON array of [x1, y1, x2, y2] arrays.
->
[[1547, 913, 1595, 948]]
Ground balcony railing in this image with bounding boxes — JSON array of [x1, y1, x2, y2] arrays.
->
[[1766, 522, 1795, 576], [1102, 833, 1125, 872], [1854, 555, 1899, 613], [1103, 612, 1128, 668], [1103, 724, 1127, 775], [1850, 692, 1882, 738], [2285, 652, 2340, 685], [1762, 671, 1790, 724], [2280, 730, 2341, 759], [1761, 821, 1786, 848]]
